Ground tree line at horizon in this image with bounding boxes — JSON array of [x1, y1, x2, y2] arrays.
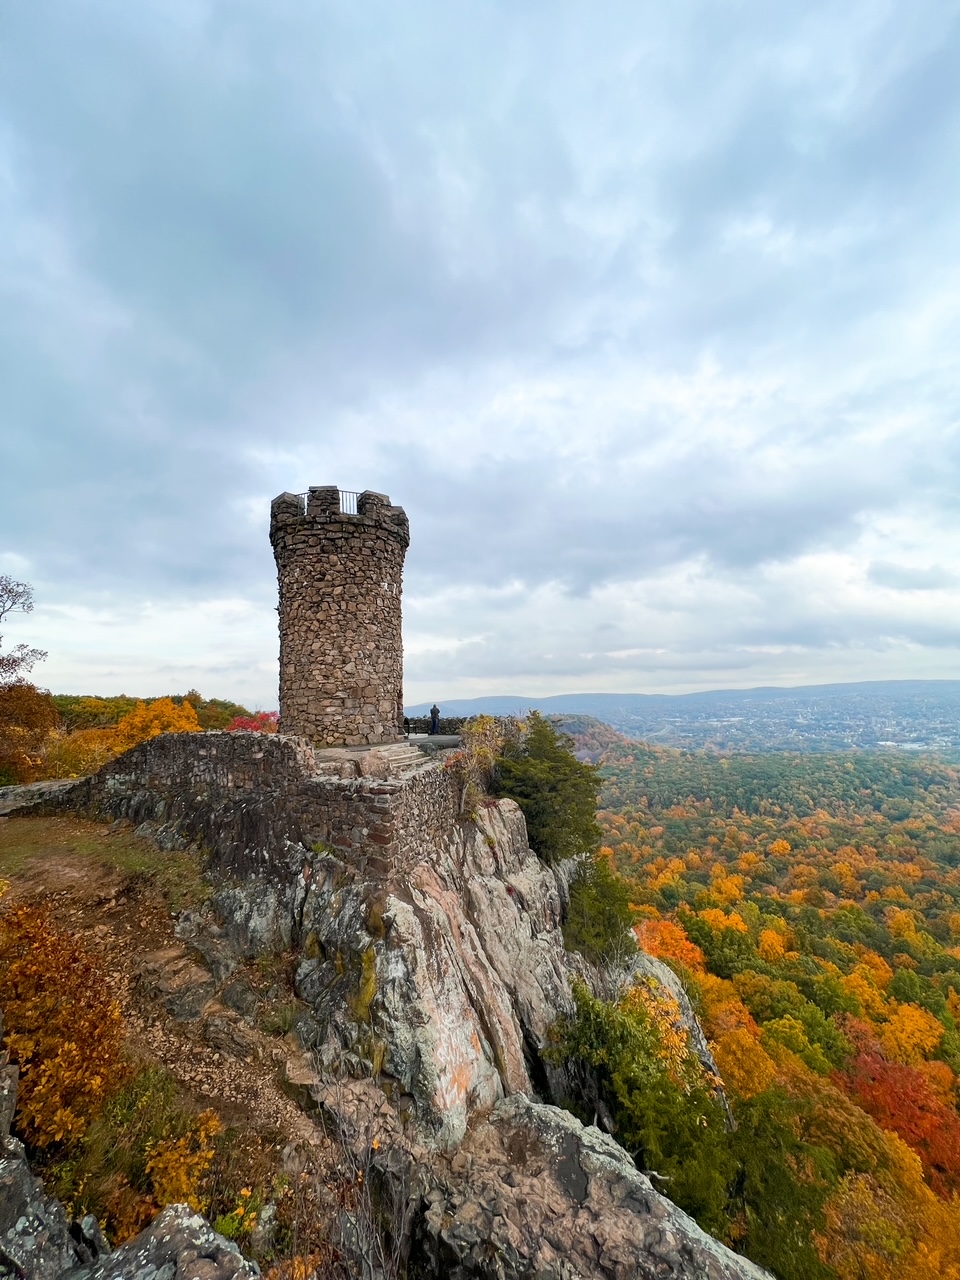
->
[[0, 575, 280, 785], [0, 688, 280, 785]]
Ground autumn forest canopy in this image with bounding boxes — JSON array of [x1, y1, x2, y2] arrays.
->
[[549, 717, 960, 1280]]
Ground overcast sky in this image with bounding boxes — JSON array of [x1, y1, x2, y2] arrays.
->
[[3, 0, 960, 709]]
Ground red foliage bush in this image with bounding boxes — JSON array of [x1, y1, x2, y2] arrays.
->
[[226, 712, 278, 733], [836, 1040, 960, 1197]]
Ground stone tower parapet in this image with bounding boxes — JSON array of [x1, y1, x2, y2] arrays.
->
[[270, 486, 410, 746]]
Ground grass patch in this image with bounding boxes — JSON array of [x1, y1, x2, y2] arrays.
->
[[260, 999, 303, 1038], [52, 1064, 191, 1207], [0, 816, 210, 911]]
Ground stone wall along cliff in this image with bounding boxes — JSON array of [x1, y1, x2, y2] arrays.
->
[[24, 733, 577, 1147], [33, 731, 456, 886], [270, 487, 409, 747]]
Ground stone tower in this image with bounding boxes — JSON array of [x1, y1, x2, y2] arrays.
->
[[270, 486, 410, 747]]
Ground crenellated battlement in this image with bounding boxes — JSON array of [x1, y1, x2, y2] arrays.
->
[[270, 484, 409, 747], [271, 488, 410, 544]]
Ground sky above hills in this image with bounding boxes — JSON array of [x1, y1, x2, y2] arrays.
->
[[2, 0, 960, 709]]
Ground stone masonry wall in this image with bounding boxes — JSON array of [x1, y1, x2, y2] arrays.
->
[[270, 487, 409, 747], [36, 731, 460, 886]]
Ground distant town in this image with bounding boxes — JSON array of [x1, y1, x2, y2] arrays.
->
[[407, 679, 960, 756]]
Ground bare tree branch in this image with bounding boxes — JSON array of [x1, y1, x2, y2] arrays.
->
[[0, 576, 47, 685]]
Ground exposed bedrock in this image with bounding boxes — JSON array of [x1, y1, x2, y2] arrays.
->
[[2, 733, 766, 1280], [311, 1082, 771, 1280], [286, 794, 587, 1147], [23, 733, 592, 1147], [418, 1095, 772, 1280], [13, 733, 719, 1149]]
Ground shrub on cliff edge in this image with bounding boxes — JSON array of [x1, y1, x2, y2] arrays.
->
[[564, 855, 638, 967], [495, 713, 601, 864]]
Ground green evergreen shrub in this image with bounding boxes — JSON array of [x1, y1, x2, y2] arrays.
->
[[549, 981, 734, 1237], [564, 856, 638, 967], [494, 713, 601, 864]]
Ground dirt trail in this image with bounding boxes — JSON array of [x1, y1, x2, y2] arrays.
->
[[0, 813, 327, 1153]]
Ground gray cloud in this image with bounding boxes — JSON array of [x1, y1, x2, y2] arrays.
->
[[2, 0, 960, 704], [867, 562, 959, 591]]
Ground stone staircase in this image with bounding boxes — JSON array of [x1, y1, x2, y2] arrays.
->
[[311, 739, 447, 780], [378, 742, 432, 771]]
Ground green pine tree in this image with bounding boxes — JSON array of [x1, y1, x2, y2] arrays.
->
[[495, 713, 602, 865]]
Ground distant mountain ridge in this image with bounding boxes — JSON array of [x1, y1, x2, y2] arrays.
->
[[407, 680, 960, 755]]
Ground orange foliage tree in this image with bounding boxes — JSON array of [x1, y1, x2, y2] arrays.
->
[[635, 918, 706, 972], [0, 683, 59, 783], [0, 893, 125, 1148]]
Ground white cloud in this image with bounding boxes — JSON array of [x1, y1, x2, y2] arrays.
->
[[2, 0, 960, 702]]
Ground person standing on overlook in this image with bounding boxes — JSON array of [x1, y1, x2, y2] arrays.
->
[[429, 704, 441, 735]]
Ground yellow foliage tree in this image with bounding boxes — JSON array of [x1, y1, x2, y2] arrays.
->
[[712, 874, 746, 904], [114, 698, 202, 752], [622, 979, 705, 1093], [842, 965, 891, 1022], [758, 928, 787, 963], [880, 1004, 944, 1066], [712, 1027, 777, 1098], [859, 951, 895, 989], [886, 907, 921, 939], [698, 908, 749, 933], [820, 1171, 912, 1280], [42, 726, 123, 779]]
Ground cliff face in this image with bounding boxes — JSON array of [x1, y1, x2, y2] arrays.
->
[[22, 733, 583, 1147], [6, 734, 769, 1280], [287, 795, 581, 1147]]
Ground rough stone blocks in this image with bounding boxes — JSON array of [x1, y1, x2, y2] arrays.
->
[[271, 487, 410, 748]]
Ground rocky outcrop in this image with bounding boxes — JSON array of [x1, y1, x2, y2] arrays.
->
[[68, 1206, 257, 1280], [307, 1079, 771, 1280], [11, 734, 587, 1148], [288, 796, 585, 1147], [0, 1131, 82, 1280], [412, 1095, 771, 1280], [2, 734, 717, 1153]]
